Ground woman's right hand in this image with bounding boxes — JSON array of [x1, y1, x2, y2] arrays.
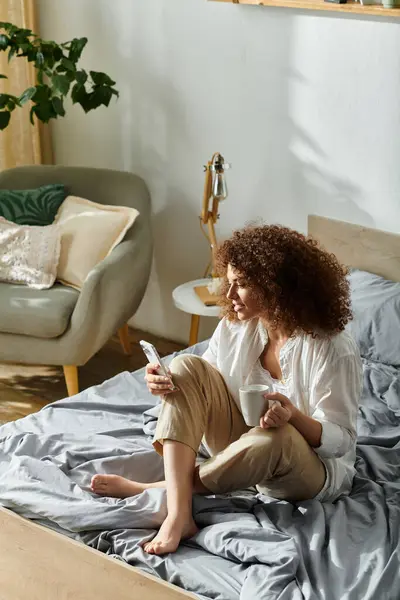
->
[[145, 363, 176, 396]]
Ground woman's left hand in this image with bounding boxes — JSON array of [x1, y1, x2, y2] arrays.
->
[[260, 392, 296, 429]]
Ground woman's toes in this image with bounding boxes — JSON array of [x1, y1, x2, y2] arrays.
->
[[91, 475, 107, 492]]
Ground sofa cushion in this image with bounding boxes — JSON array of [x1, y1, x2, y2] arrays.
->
[[54, 195, 139, 290], [0, 282, 79, 338], [0, 218, 61, 289], [0, 184, 67, 226]]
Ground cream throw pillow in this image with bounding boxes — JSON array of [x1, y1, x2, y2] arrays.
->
[[54, 196, 139, 289], [0, 217, 61, 289]]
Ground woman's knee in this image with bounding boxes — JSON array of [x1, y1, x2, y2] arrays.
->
[[242, 424, 297, 451], [169, 354, 208, 377]]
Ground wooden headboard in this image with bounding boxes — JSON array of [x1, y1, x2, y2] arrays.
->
[[308, 215, 400, 283]]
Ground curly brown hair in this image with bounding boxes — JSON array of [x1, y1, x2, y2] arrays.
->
[[216, 223, 352, 335]]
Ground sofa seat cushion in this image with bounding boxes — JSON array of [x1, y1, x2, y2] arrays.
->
[[0, 282, 79, 338]]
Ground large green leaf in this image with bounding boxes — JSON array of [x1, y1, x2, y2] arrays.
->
[[71, 82, 87, 105], [52, 45, 63, 62], [52, 74, 70, 95], [40, 42, 55, 70], [92, 86, 113, 108], [23, 47, 37, 63], [0, 94, 9, 109], [0, 111, 11, 130], [19, 86, 36, 105], [17, 42, 31, 54], [14, 28, 33, 40], [75, 70, 87, 85], [52, 96, 65, 117], [90, 71, 116, 87], [65, 70, 76, 83], [0, 23, 14, 33], [7, 45, 17, 62], [33, 84, 51, 103], [61, 57, 75, 72], [0, 34, 8, 50], [0, 93, 19, 109], [78, 93, 94, 113], [68, 37, 88, 63], [31, 100, 56, 123]]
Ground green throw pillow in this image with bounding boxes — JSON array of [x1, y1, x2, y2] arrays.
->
[[0, 184, 67, 226]]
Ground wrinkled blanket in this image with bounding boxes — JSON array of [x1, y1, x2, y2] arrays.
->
[[0, 343, 399, 600]]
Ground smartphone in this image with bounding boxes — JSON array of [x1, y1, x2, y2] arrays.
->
[[139, 340, 176, 390]]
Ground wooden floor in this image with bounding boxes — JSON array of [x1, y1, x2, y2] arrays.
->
[[0, 328, 185, 425]]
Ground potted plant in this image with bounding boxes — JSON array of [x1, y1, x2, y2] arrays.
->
[[0, 21, 118, 131]]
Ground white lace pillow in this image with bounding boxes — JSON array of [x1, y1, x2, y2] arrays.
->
[[0, 217, 61, 289]]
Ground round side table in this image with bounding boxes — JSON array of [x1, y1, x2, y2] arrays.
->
[[172, 278, 220, 346]]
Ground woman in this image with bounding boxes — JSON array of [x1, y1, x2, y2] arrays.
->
[[91, 224, 362, 557]]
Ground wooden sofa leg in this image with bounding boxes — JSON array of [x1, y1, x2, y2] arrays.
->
[[118, 323, 132, 355], [63, 366, 79, 397]]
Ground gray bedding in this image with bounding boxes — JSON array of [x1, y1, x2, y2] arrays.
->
[[0, 342, 399, 600]]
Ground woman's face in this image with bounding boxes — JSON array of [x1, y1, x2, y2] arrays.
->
[[226, 264, 264, 321]]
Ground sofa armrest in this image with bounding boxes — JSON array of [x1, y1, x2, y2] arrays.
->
[[66, 217, 152, 363]]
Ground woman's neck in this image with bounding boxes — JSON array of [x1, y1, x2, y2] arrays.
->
[[260, 319, 293, 347]]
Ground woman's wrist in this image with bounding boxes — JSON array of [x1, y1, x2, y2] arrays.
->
[[289, 404, 301, 424]]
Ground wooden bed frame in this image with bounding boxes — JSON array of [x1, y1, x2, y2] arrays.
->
[[308, 215, 400, 283], [1, 214, 400, 600]]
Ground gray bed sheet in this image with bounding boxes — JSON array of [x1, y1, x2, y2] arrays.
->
[[0, 342, 399, 600]]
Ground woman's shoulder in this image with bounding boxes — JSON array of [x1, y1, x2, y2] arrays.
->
[[305, 330, 360, 362]]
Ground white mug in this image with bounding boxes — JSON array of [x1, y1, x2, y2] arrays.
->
[[239, 384, 271, 427]]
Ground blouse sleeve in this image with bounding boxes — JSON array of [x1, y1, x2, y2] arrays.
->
[[201, 319, 222, 368], [311, 353, 362, 459]]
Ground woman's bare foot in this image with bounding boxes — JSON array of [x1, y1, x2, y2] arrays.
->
[[143, 513, 198, 555], [91, 474, 146, 498]]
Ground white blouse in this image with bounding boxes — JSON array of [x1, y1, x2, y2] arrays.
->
[[202, 317, 363, 502]]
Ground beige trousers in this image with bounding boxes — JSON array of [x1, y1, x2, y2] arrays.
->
[[154, 354, 326, 501]]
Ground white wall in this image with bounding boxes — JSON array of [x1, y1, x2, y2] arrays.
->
[[38, 0, 400, 343]]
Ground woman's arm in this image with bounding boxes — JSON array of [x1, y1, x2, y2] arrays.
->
[[261, 393, 322, 447], [310, 353, 362, 458], [289, 408, 322, 448], [262, 353, 362, 456]]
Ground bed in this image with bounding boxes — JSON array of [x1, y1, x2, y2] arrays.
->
[[1, 215, 399, 600]]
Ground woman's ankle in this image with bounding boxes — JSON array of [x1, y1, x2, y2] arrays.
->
[[166, 503, 193, 523]]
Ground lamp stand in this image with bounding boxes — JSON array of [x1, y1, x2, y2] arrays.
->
[[200, 153, 223, 277]]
